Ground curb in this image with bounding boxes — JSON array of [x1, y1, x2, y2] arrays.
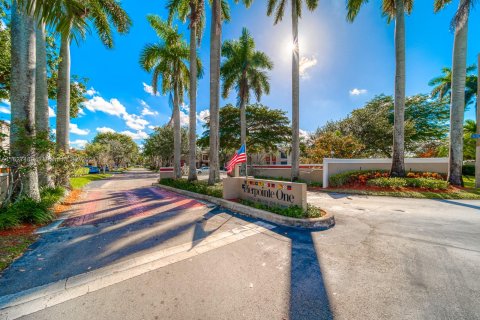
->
[[35, 189, 72, 235], [154, 184, 335, 230]]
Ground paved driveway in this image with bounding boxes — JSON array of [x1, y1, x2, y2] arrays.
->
[[0, 169, 479, 320]]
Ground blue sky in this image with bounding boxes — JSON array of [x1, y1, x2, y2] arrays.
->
[[1, 0, 479, 149]]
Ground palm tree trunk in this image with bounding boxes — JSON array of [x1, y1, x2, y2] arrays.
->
[[188, 18, 198, 181], [56, 34, 70, 153], [448, 0, 468, 186], [291, 0, 300, 182], [10, 1, 40, 201], [476, 53, 480, 188], [208, 0, 221, 185], [35, 22, 54, 188], [391, 0, 406, 177], [239, 88, 247, 176], [173, 80, 182, 179]]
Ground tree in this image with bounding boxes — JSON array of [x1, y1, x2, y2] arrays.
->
[[464, 119, 476, 160], [434, 0, 473, 185], [10, 0, 40, 201], [92, 132, 139, 168], [85, 142, 109, 173], [140, 16, 201, 179], [220, 27, 273, 170], [143, 125, 189, 169], [267, 0, 319, 181], [55, 0, 131, 154], [347, 0, 414, 177], [199, 103, 291, 165], [315, 95, 449, 158], [429, 65, 477, 107], [167, 0, 206, 181], [0, 1, 10, 101], [303, 131, 365, 164]]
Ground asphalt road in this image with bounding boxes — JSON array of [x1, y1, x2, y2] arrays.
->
[[0, 169, 479, 320]]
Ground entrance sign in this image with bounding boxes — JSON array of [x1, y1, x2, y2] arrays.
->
[[223, 177, 307, 210]]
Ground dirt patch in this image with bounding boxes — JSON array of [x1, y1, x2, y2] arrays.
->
[[53, 189, 83, 215]]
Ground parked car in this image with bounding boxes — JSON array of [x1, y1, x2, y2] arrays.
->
[[88, 166, 100, 174], [197, 166, 210, 175]]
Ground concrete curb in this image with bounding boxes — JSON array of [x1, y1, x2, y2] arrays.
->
[[154, 184, 335, 230]]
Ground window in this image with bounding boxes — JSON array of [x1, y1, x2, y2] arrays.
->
[[280, 151, 287, 159]]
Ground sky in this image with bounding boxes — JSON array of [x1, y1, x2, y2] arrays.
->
[[1, 0, 480, 149]]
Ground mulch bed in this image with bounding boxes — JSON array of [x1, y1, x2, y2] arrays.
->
[[309, 184, 467, 194]]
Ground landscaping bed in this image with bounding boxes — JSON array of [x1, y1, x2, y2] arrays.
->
[[318, 170, 480, 199]]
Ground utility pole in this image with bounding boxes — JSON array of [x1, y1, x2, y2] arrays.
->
[[476, 54, 480, 188]]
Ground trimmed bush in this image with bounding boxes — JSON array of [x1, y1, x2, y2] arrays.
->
[[74, 167, 90, 176], [367, 177, 407, 189], [463, 165, 475, 176], [239, 200, 324, 219], [159, 178, 223, 198], [329, 170, 389, 187], [367, 177, 449, 190]]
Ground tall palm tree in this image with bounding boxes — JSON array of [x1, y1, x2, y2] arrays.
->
[[167, 0, 206, 182], [10, 0, 40, 200], [35, 20, 54, 188], [220, 27, 273, 172], [140, 16, 202, 179], [56, 0, 131, 154], [429, 65, 477, 106], [347, 0, 413, 177], [434, 0, 473, 185], [267, 0, 318, 181]]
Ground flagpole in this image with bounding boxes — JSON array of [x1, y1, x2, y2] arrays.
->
[[245, 144, 248, 180]]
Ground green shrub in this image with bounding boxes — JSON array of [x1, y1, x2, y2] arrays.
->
[[367, 177, 408, 189], [0, 210, 20, 230], [329, 170, 389, 187], [239, 200, 324, 219], [406, 178, 449, 190], [463, 165, 475, 176], [74, 167, 90, 176], [159, 178, 223, 198]]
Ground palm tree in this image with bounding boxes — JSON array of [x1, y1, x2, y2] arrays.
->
[[434, 0, 473, 185], [56, 0, 131, 154], [267, 0, 318, 181], [429, 65, 477, 106], [10, 0, 40, 200], [220, 27, 273, 173], [167, 0, 206, 182], [140, 16, 202, 179], [347, 0, 413, 177]]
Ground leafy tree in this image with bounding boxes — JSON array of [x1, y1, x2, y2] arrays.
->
[[221, 27, 273, 151], [199, 103, 291, 165], [267, 0, 319, 181], [140, 16, 201, 179], [315, 95, 449, 158], [143, 126, 189, 169], [85, 143, 110, 173], [0, 2, 10, 101], [92, 132, 139, 168], [303, 131, 365, 164], [347, 0, 414, 177]]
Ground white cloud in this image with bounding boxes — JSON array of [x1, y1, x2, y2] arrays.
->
[[70, 139, 88, 149], [143, 82, 160, 96], [0, 106, 10, 114], [180, 111, 189, 127], [299, 56, 318, 79], [148, 125, 156, 130], [349, 88, 368, 96], [121, 130, 149, 140], [70, 123, 90, 135], [140, 100, 158, 116], [123, 113, 149, 131], [96, 127, 116, 133], [197, 109, 210, 123], [49, 106, 56, 117], [86, 87, 99, 97], [1, 99, 10, 107], [83, 96, 127, 117]]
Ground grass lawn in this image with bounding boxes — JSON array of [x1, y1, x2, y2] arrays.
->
[[320, 175, 480, 200], [70, 174, 112, 189], [0, 227, 38, 271]]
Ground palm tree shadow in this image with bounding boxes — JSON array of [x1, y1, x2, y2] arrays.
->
[[289, 230, 333, 320]]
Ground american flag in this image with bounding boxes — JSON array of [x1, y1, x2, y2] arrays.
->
[[226, 144, 247, 174]]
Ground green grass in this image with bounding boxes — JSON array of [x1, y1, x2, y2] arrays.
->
[[0, 233, 38, 271], [463, 175, 475, 189], [70, 174, 112, 190], [239, 199, 325, 219], [159, 178, 223, 198]]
